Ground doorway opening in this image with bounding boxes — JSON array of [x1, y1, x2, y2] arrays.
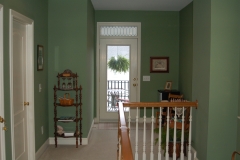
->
[[96, 22, 141, 122], [9, 9, 35, 160]]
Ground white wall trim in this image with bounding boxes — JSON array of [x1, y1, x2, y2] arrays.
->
[[35, 139, 49, 160], [96, 22, 141, 122], [87, 119, 95, 142], [49, 137, 88, 145], [0, 4, 5, 160], [9, 9, 35, 160], [49, 120, 95, 146]]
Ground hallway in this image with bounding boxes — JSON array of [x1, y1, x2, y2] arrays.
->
[[39, 123, 117, 160]]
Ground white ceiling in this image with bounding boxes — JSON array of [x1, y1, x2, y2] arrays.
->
[[91, 0, 193, 11]]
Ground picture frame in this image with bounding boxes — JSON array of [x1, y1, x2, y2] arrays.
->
[[37, 45, 44, 71], [150, 57, 169, 73], [164, 81, 172, 90]]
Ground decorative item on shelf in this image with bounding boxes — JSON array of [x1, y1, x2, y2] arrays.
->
[[150, 57, 169, 73], [107, 55, 129, 73], [62, 82, 66, 89], [164, 81, 172, 91], [58, 116, 76, 122], [59, 93, 74, 106], [64, 131, 75, 137], [57, 125, 64, 135], [67, 82, 72, 89], [67, 77, 72, 89]]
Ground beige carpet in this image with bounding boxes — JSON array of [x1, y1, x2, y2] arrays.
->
[[39, 127, 117, 160], [39, 123, 191, 160]]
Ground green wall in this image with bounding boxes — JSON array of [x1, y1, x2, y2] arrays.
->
[[48, 0, 95, 138], [0, 0, 48, 159], [193, 0, 240, 159], [179, 2, 193, 101], [95, 11, 180, 102]]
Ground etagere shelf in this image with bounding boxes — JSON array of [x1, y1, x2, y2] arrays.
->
[[53, 69, 82, 148]]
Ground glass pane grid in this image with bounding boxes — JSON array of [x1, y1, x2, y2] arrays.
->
[[100, 26, 137, 36]]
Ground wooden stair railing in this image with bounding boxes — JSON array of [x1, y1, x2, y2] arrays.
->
[[118, 101, 198, 160], [232, 151, 240, 160], [118, 102, 134, 160]]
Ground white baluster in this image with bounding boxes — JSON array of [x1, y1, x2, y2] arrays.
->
[[173, 106, 177, 160], [165, 107, 169, 160], [180, 107, 185, 160], [150, 107, 154, 160], [135, 107, 139, 160], [128, 108, 131, 136], [143, 107, 146, 160], [158, 107, 162, 160], [188, 107, 192, 160]]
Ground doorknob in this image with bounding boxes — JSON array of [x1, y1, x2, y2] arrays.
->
[[0, 116, 4, 123], [0, 116, 7, 131], [24, 102, 29, 106], [133, 84, 138, 87]]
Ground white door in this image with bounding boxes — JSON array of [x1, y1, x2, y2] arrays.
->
[[12, 19, 28, 160], [0, 4, 5, 160], [99, 39, 139, 121]]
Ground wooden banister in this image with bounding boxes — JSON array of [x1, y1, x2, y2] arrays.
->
[[232, 151, 240, 160], [122, 101, 198, 108], [118, 102, 134, 160], [118, 101, 198, 160]]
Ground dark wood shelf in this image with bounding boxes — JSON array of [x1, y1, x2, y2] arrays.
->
[[56, 103, 79, 107], [53, 69, 83, 148]]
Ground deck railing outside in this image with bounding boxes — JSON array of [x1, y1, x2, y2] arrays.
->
[[118, 101, 198, 160], [107, 80, 129, 112]]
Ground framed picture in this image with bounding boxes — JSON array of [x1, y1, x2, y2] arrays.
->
[[150, 57, 169, 73], [164, 81, 172, 90], [37, 45, 44, 71]]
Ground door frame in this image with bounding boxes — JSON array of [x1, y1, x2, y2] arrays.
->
[[96, 22, 141, 122], [9, 10, 35, 160], [0, 4, 5, 160]]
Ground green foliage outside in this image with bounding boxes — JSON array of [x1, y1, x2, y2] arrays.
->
[[107, 55, 129, 73]]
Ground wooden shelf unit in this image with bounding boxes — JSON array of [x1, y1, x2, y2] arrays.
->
[[53, 69, 82, 148]]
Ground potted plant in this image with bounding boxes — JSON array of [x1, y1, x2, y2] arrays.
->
[[107, 55, 129, 73], [154, 127, 189, 157]]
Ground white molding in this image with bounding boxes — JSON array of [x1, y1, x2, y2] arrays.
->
[[49, 137, 88, 145], [188, 146, 198, 160], [191, 146, 198, 160], [96, 22, 141, 122], [9, 9, 35, 160], [0, 4, 5, 160], [87, 119, 95, 142], [35, 139, 49, 160]]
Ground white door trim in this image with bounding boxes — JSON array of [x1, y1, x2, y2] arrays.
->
[[96, 22, 141, 122], [0, 4, 5, 160], [9, 9, 35, 160]]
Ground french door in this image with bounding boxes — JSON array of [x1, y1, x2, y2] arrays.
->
[[99, 39, 139, 121]]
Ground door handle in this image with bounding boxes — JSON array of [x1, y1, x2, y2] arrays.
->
[[0, 116, 4, 123], [133, 84, 138, 87], [24, 102, 29, 106], [0, 116, 7, 131]]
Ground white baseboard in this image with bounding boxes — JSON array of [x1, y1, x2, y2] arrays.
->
[[87, 119, 95, 140], [49, 137, 88, 145], [48, 120, 95, 146], [189, 146, 198, 160], [36, 139, 49, 160]]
